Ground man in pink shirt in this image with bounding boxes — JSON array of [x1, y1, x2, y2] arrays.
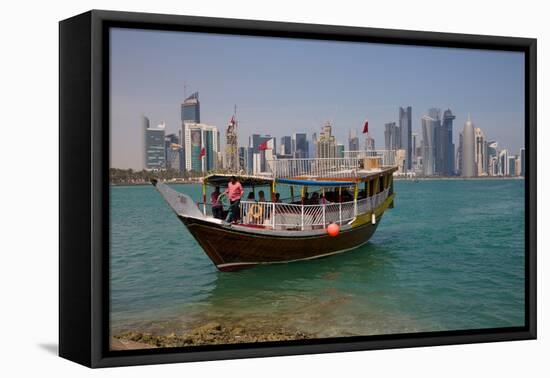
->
[[225, 176, 243, 223]]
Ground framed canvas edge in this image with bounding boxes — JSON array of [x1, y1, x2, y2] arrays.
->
[[58, 9, 537, 368]]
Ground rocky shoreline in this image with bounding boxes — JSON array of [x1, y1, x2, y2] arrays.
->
[[112, 321, 313, 350]]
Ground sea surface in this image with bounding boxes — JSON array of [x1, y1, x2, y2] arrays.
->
[[110, 179, 525, 338]]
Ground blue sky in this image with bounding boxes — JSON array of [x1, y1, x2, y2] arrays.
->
[[110, 27, 525, 169]]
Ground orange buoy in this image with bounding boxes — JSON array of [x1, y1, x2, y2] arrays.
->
[[327, 223, 340, 237]]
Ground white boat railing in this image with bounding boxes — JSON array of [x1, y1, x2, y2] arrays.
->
[[267, 150, 396, 179], [237, 188, 390, 230]]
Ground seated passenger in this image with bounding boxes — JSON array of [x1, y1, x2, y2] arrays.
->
[[310, 192, 320, 205], [258, 190, 266, 202], [211, 186, 223, 219]]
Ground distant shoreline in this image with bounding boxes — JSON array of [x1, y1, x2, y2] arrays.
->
[[393, 176, 524, 181], [110, 176, 524, 187]]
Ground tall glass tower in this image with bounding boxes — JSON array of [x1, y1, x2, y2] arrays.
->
[[442, 109, 456, 175], [461, 115, 476, 177], [399, 106, 412, 170], [181, 92, 200, 123]]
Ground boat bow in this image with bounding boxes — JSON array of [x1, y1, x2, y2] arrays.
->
[[152, 179, 206, 220]]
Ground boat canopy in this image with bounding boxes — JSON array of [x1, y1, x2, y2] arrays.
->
[[275, 178, 357, 187]]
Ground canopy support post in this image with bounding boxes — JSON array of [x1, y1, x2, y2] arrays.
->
[[202, 181, 207, 215]]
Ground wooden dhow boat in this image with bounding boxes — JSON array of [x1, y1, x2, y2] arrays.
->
[[153, 151, 398, 271]]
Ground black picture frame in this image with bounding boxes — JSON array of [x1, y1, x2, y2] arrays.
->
[[59, 9, 537, 368]]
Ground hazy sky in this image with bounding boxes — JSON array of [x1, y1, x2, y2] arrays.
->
[[110, 27, 525, 169]]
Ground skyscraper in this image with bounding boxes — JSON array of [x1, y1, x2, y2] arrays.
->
[[144, 119, 166, 170], [474, 127, 488, 176], [421, 114, 438, 176], [225, 115, 238, 171], [292, 133, 309, 158], [238, 146, 252, 173], [348, 129, 359, 151], [280, 136, 292, 156], [498, 149, 508, 176], [365, 134, 375, 151], [461, 115, 476, 177], [164, 133, 181, 171], [249, 134, 275, 172], [456, 132, 463, 175], [441, 109, 456, 175], [411, 133, 418, 170], [487, 141, 498, 176], [181, 92, 200, 123], [427, 108, 446, 175], [182, 123, 219, 172], [384, 122, 400, 151], [337, 143, 345, 158], [315, 122, 338, 158], [508, 156, 517, 176], [399, 106, 412, 170]]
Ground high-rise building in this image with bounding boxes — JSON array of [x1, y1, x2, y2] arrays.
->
[[179, 92, 201, 172], [520, 148, 526, 177], [315, 122, 338, 158], [280, 136, 292, 156], [456, 132, 463, 176], [487, 141, 498, 176], [337, 143, 345, 158], [238, 146, 252, 173], [384, 122, 400, 152], [292, 133, 309, 158], [249, 134, 275, 173], [181, 92, 200, 123], [182, 123, 219, 172], [365, 134, 375, 151], [474, 127, 488, 176], [225, 115, 239, 171], [441, 109, 456, 175], [427, 108, 447, 175], [421, 115, 438, 176], [164, 133, 182, 171], [411, 133, 418, 170], [141, 115, 150, 170], [461, 115, 476, 177], [348, 129, 360, 151], [498, 149, 508, 176], [508, 156, 516, 176], [144, 119, 166, 170], [399, 106, 412, 170]]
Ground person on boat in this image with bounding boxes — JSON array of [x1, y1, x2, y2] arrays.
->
[[257, 190, 270, 220], [225, 176, 244, 223], [258, 190, 266, 202], [274, 193, 281, 203], [242, 192, 256, 224], [310, 192, 320, 205], [211, 186, 223, 219], [302, 191, 310, 204]]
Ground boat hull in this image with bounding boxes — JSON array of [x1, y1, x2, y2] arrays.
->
[[179, 215, 381, 271]]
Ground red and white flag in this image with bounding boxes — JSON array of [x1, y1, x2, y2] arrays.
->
[[259, 138, 274, 151], [230, 115, 235, 125], [362, 120, 369, 134], [200, 147, 206, 158]]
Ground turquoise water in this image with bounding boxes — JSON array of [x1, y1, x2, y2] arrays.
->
[[110, 179, 525, 337]]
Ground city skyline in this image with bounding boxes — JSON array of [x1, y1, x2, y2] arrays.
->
[[110, 28, 525, 170]]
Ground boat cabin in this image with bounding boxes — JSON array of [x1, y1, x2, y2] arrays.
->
[[199, 154, 397, 231]]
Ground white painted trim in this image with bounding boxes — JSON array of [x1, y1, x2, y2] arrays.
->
[[216, 239, 370, 269]]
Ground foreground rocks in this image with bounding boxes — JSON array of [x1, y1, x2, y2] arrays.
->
[[113, 321, 312, 349]]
